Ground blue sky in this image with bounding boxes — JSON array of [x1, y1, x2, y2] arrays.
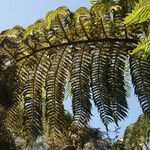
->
[[0, 0, 142, 138], [0, 0, 89, 31]]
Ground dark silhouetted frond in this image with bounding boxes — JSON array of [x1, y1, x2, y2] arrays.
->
[[0, 108, 16, 150], [91, 44, 113, 126], [130, 57, 150, 113], [71, 46, 92, 125], [45, 46, 71, 138], [107, 43, 129, 123]]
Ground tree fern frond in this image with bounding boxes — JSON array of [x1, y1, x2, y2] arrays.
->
[[71, 46, 92, 125], [90, 1, 122, 18], [0, 25, 25, 39], [0, 26, 25, 62], [0, 109, 16, 150], [45, 46, 71, 139], [21, 51, 52, 140], [4, 59, 29, 130], [0, 4, 148, 138], [130, 56, 150, 113], [108, 43, 129, 123], [130, 33, 150, 59], [45, 6, 70, 30], [124, 0, 150, 59], [91, 44, 114, 126], [91, 42, 129, 125], [74, 7, 92, 40], [23, 19, 46, 40], [124, 0, 150, 24], [23, 78, 43, 140]]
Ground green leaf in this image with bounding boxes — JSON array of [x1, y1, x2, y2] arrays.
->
[[124, 0, 150, 24], [23, 19, 45, 39], [45, 6, 70, 30], [130, 34, 150, 59]]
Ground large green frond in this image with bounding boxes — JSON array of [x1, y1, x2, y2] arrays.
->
[[124, 0, 150, 24], [124, 0, 150, 59], [107, 43, 129, 123]]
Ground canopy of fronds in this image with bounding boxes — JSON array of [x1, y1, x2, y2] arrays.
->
[[0, 1, 149, 142]]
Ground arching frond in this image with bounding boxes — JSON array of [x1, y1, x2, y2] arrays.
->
[[0, 3, 149, 141]]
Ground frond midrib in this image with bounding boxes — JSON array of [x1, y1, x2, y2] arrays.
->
[[16, 37, 138, 62]]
